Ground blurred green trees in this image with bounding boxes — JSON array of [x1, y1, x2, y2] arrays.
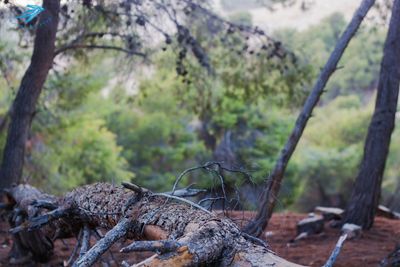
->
[[292, 95, 373, 210]]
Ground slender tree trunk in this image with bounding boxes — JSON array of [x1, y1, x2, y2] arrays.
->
[[345, 0, 400, 229], [244, 0, 376, 236], [0, 0, 60, 189]]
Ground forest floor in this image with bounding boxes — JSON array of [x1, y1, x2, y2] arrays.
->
[[0, 211, 399, 267]]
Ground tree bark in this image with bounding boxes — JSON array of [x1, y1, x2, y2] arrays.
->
[[2, 183, 305, 267], [0, 0, 60, 189], [344, 0, 400, 229], [244, 0, 376, 236]]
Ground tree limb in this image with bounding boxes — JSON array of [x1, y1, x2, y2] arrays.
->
[[73, 218, 133, 267], [54, 44, 146, 57]]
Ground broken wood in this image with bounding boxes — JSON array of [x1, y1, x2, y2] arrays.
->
[[341, 223, 362, 239], [1, 184, 57, 263], [323, 234, 347, 267], [1, 182, 305, 267], [314, 206, 344, 221], [377, 205, 400, 220], [297, 215, 324, 236]]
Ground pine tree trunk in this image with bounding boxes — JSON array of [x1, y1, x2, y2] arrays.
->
[[0, 0, 60, 189], [345, 0, 400, 229]]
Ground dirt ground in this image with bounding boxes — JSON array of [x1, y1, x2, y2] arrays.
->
[[231, 212, 400, 267], [0, 212, 399, 266]]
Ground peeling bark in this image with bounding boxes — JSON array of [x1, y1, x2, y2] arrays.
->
[[2, 183, 305, 267]]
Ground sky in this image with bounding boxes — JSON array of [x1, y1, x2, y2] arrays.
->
[[214, 0, 363, 31]]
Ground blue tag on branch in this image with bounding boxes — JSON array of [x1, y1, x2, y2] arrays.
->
[[16, 4, 45, 24]]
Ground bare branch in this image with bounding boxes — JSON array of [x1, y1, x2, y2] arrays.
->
[[164, 184, 206, 197], [121, 182, 149, 194], [153, 193, 211, 214], [198, 197, 224, 207], [78, 224, 91, 258], [323, 234, 348, 267], [10, 207, 70, 233], [172, 161, 253, 195], [73, 218, 133, 267], [30, 199, 58, 210], [54, 45, 146, 57], [65, 229, 83, 266], [121, 240, 182, 253]]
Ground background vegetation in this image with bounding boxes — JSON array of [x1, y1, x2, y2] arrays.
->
[[0, 3, 398, 212]]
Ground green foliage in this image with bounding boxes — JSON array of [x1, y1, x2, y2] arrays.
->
[[106, 73, 209, 191], [292, 95, 373, 209], [28, 118, 132, 193], [0, 39, 30, 163], [302, 95, 372, 148], [25, 63, 133, 193], [276, 13, 385, 99], [129, 65, 300, 209], [1, 8, 396, 213]]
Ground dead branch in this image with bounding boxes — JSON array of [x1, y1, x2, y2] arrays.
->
[[54, 44, 146, 57], [152, 193, 211, 214], [164, 184, 206, 197], [121, 240, 182, 253], [74, 218, 133, 267], [323, 234, 348, 267], [3, 183, 305, 267], [78, 224, 91, 259], [65, 229, 82, 266]]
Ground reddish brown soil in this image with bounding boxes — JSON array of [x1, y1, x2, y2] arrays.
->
[[1, 212, 399, 266], [230, 211, 400, 267]]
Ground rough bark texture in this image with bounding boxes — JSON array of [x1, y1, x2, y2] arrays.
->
[[345, 0, 400, 229], [2, 183, 305, 267], [1, 184, 58, 263], [244, 0, 376, 236], [0, 0, 60, 189]]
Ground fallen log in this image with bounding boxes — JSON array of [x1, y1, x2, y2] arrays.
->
[[1, 184, 58, 263], [1, 183, 305, 267]]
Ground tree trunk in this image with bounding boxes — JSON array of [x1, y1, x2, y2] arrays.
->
[[344, 0, 400, 229], [2, 182, 305, 267], [244, 0, 376, 237], [0, 0, 60, 189]]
